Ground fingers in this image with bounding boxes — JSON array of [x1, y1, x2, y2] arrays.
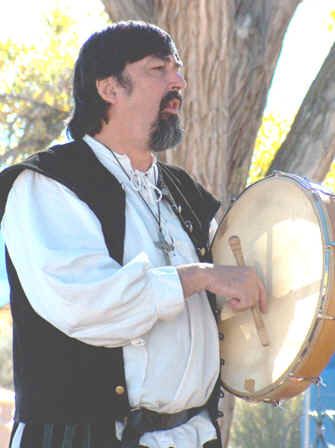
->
[[204, 265, 267, 314], [223, 267, 267, 314], [248, 273, 267, 314], [228, 297, 243, 311], [244, 269, 267, 314], [227, 290, 254, 312]]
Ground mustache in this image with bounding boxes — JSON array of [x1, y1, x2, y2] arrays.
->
[[159, 90, 183, 112]]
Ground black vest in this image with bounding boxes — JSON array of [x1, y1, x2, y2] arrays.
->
[[0, 139, 221, 425]]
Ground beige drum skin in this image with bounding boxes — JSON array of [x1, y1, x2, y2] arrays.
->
[[212, 172, 335, 402]]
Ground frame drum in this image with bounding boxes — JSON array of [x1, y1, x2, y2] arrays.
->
[[211, 172, 335, 402]]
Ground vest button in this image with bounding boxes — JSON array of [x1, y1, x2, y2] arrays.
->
[[185, 220, 193, 233], [199, 247, 206, 257], [115, 385, 125, 395]]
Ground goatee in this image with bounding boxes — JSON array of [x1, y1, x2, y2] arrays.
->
[[149, 91, 184, 152]]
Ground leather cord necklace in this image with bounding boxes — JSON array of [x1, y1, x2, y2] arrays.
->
[[101, 142, 175, 264]]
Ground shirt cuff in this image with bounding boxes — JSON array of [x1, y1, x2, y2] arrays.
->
[[148, 266, 185, 320]]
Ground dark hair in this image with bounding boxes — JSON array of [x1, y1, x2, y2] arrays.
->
[[67, 21, 178, 140]]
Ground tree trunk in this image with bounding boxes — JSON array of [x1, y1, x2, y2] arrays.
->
[[268, 42, 335, 180], [101, 2, 302, 446], [102, 0, 301, 204], [102, 0, 154, 22]]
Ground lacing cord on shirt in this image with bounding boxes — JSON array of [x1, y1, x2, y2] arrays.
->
[[129, 170, 163, 203]]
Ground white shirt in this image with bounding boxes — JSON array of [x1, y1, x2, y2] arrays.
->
[[1, 135, 220, 448]]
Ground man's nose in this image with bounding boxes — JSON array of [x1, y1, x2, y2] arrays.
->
[[168, 71, 187, 91]]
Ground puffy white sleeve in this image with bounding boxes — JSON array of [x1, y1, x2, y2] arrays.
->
[[1, 170, 185, 347]]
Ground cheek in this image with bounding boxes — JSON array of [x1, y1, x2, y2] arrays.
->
[[137, 94, 162, 115], [125, 82, 164, 115]]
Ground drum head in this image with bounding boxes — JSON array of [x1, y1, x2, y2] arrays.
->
[[212, 175, 324, 399]]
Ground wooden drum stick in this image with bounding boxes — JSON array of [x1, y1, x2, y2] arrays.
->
[[228, 235, 270, 347]]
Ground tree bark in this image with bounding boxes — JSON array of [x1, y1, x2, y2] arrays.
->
[[101, 2, 302, 446], [268, 42, 335, 180], [101, 0, 154, 22], [102, 0, 301, 204]]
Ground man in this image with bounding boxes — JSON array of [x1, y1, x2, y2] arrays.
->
[[0, 21, 266, 448]]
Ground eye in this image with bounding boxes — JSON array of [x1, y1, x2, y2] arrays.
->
[[152, 65, 165, 71]]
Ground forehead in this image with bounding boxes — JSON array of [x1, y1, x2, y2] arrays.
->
[[128, 53, 183, 70], [147, 53, 183, 66]]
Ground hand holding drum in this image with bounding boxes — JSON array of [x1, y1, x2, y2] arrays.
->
[[178, 260, 267, 314], [228, 235, 269, 347], [200, 260, 267, 316]]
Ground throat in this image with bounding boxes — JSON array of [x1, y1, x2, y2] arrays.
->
[[93, 135, 154, 172], [127, 152, 155, 172]]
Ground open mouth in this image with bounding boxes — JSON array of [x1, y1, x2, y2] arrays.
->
[[160, 91, 183, 116], [162, 98, 181, 114]]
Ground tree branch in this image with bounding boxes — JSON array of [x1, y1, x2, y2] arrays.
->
[[0, 143, 31, 165], [0, 94, 68, 115], [268, 42, 335, 181], [100, 0, 154, 22], [225, 0, 302, 201]]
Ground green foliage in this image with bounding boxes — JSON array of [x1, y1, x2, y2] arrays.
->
[[229, 396, 303, 448], [0, 5, 108, 165], [325, 9, 335, 32], [323, 161, 335, 193], [248, 113, 293, 185]]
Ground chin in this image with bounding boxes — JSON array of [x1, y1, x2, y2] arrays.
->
[[149, 113, 183, 152]]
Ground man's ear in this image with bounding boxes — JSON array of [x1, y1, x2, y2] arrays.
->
[[96, 77, 118, 104]]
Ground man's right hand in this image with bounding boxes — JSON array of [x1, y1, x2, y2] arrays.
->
[[177, 263, 267, 313]]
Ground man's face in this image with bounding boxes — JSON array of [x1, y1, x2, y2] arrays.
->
[[117, 53, 186, 151]]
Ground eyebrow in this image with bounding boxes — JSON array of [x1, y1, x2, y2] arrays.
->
[[150, 55, 184, 69]]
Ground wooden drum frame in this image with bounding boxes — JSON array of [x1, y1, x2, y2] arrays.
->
[[211, 172, 335, 403]]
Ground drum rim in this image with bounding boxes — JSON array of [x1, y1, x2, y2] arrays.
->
[[214, 171, 334, 401]]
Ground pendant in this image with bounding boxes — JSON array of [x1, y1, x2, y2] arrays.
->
[[155, 230, 175, 263]]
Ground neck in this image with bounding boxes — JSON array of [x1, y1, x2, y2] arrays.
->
[[93, 127, 155, 172]]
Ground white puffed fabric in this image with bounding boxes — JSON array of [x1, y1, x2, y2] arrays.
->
[[2, 135, 220, 447]]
